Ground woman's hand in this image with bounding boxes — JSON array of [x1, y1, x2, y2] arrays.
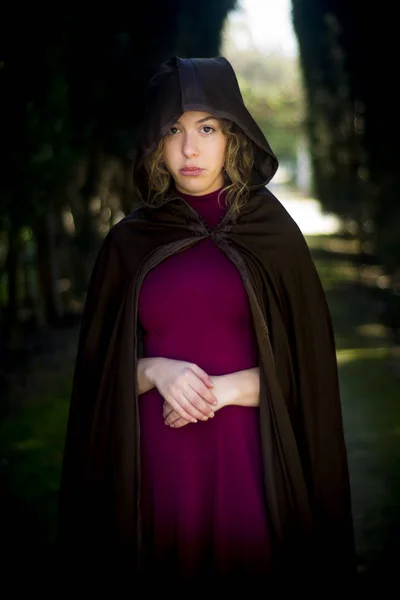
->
[[163, 367, 260, 428], [150, 358, 217, 423], [163, 373, 235, 428]]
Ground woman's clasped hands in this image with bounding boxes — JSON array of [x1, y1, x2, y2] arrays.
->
[[151, 358, 227, 429]]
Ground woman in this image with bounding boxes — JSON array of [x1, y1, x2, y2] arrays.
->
[[57, 56, 356, 588]]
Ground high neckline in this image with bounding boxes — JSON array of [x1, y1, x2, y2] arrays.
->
[[176, 187, 228, 229], [176, 186, 226, 203]]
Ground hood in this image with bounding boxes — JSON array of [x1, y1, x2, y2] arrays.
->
[[133, 56, 279, 203]]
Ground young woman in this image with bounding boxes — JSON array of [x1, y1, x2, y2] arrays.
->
[[57, 56, 356, 589]]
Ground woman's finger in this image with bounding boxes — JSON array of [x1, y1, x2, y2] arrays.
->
[[165, 408, 186, 426], [183, 384, 217, 418], [166, 392, 209, 422], [168, 388, 214, 422], [164, 405, 214, 427], [169, 416, 191, 429], [163, 407, 189, 427]]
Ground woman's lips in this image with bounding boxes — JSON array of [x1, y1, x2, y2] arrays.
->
[[179, 168, 204, 176]]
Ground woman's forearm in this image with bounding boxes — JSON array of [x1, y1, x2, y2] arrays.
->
[[139, 360, 260, 409], [215, 367, 260, 408], [137, 357, 163, 395], [230, 367, 260, 407]]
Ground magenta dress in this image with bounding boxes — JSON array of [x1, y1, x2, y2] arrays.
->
[[138, 187, 271, 581]]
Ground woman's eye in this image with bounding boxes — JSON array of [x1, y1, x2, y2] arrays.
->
[[201, 126, 215, 134], [168, 126, 180, 135]]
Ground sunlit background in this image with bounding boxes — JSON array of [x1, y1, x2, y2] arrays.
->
[[222, 0, 340, 235], [225, 0, 298, 56]]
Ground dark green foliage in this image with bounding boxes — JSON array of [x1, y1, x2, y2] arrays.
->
[[0, 1, 237, 338], [291, 0, 400, 274]]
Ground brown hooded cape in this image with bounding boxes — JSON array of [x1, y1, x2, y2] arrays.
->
[[57, 56, 356, 582]]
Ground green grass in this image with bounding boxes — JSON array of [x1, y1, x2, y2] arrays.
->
[[0, 332, 76, 551], [0, 395, 70, 543], [309, 235, 400, 580], [338, 350, 400, 573]]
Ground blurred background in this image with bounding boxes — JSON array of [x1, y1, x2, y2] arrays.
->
[[1, 0, 399, 586]]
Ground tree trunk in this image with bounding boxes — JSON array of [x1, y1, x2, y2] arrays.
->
[[35, 203, 63, 327], [5, 223, 21, 349], [22, 235, 46, 329]]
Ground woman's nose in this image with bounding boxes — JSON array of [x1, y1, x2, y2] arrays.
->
[[182, 133, 199, 158]]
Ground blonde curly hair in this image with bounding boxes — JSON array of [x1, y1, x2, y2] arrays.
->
[[142, 119, 254, 215]]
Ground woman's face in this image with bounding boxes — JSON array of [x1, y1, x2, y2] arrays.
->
[[163, 111, 227, 196]]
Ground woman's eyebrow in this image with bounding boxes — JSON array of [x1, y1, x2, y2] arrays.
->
[[174, 116, 220, 125]]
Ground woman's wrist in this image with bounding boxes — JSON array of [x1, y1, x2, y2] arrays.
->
[[212, 374, 237, 409], [138, 357, 166, 394], [213, 368, 260, 409]]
